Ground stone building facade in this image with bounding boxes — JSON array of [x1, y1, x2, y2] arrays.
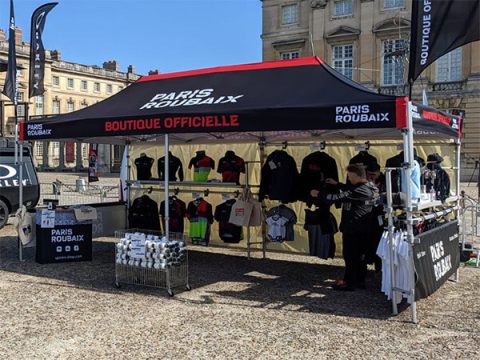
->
[[0, 27, 141, 172], [261, 0, 480, 179]]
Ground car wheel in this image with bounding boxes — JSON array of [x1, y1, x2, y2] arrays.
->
[[0, 199, 8, 229]]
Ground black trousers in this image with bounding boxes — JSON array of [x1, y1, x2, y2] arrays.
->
[[342, 232, 369, 287]]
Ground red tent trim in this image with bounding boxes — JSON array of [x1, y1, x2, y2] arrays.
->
[[137, 57, 324, 83]]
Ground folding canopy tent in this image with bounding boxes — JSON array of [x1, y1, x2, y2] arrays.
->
[[18, 56, 462, 322]]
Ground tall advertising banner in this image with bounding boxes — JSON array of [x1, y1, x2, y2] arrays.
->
[[408, 0, 480, 83], [2, 0, 17, 104], [29, 3, 58, 98], [88, 144, 99, 183]]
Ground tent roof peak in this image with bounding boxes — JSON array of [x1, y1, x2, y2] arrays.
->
[[137, 57, 324, 83]]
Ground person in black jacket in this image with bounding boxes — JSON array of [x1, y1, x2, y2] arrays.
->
[[158, 151, 184, 181], [259, 150, 299, 203], [311, 164, 378, 291]]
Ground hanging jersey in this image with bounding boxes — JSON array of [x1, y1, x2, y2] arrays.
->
[[158, 154, 184, 181], [189, 153, 215, 182], [134, 156, 154, 180], [128, 195, 160, 231], [160, 197, 186, 234], [186, 198, 213, 245], [217, 151, 246, 184], [214, 199, 243, 243]]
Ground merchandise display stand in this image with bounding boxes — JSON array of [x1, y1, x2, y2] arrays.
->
[[126, 179, 265, 259], [114, 230, 190, 297], [18, 56, 464, 320]]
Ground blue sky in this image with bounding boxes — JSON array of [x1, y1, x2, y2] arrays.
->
[[5, 0, 263, 75]]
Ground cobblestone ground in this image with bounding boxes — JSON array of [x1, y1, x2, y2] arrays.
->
[[0, 174, 478, 359]]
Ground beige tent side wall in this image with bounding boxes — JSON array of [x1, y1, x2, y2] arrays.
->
[[128, 140, 456, 255]]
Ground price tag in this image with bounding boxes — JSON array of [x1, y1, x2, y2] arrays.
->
[[192, 192, 200, 199], [222, 193, 231, 201]]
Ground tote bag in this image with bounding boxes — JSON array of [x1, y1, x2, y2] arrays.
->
[[229, 189, 253, 226]]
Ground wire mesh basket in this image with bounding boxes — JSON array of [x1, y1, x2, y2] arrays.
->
[[114, 229, 190, 296]]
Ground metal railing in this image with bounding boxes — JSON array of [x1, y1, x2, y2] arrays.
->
[[39, 180, 120, 206], [460, 191, 480, 267]]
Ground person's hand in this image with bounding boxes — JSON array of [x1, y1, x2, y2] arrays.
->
[[310, 189, 320, 198], [325, 178, 337, 185]]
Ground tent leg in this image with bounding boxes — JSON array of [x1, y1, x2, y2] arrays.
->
[[259, 140, 267, 260], [453, 139, 461, 282], [405, 101, 417, 324], [18, 140, 24, 261], [385, 169, 398, 315], [126, 143, 131, 228], [245, 160, 251, 259], [164, 134, 170, 239]]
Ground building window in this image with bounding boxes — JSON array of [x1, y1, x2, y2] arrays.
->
[[281, 51, 300, 60], [16, 92, 25, 118], [107, 84, 112, 93], [52, 76, 60, 87], [81, 80, 88, 91], [282, 4, 299, 25], [80, 101, 88, 109], [436, 47, 462, 82], [94, 82, 101, 92], [35, 142, 43, 157], [52, 99, 60, 114], [332, 44, 353, 79], [17, 68, 23, 78], [334, 0, 353, 16], [384, 0, 404, 9], [382, 39, 407, 85], [67, 101, 75, 113], [52, 141, 60, 159], [82, 143, 89, 159], [35, 95, 44, 116], [118, 86, 124, 91], [67, 78, 74, 89]]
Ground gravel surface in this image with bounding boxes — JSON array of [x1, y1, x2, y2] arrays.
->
[[0, 175, 478, 359]]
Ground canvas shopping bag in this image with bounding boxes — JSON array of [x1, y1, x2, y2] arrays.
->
[[229, 189, 254, 226]]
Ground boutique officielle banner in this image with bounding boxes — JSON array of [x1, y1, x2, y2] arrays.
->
[[413, 221, 460, 300]]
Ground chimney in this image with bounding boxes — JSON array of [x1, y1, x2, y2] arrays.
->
[[15, 27, 22, 45], [50, 50, 61, 60], [128, 65, 135, 74], [0, 29, 5, 42], [103, 60, 119, 72], [148, 69, 160, 75]]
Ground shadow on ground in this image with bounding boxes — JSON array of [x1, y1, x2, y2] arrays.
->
[[0, 234, 405, 320]]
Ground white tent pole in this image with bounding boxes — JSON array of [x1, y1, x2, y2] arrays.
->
[[164, 134, 170, 239], [125, 143, 131, 227], [385, 168, 398, 315], [454, 139, 461, 282], [405, 101, 417, 324], [18, 140, 23, 261]]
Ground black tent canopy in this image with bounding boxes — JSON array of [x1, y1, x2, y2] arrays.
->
[[20, 57, 460, 144]]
